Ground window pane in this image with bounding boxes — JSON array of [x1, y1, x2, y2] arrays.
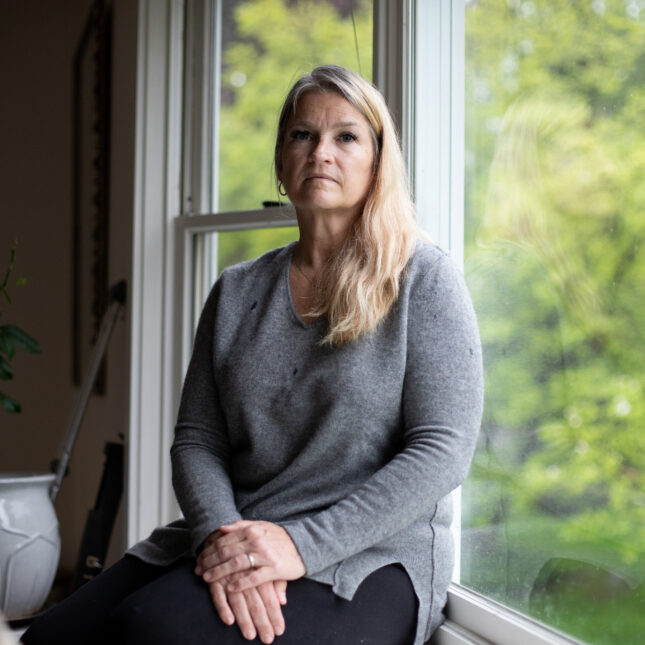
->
[[217, 226, 299, 273], [462, 2, 645, 643], [217, 0, 373, 212]]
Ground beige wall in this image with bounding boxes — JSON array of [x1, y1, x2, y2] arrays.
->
[[0, 0, 137, 576]]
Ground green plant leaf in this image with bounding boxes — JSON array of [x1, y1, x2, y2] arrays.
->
[[0, 391, 21, 413], [0, 329, 15, 360], [0, 357, 14, 380], [1, 325, 41, 354]]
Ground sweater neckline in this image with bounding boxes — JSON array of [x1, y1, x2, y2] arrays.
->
[[283, 242, 323, 330]]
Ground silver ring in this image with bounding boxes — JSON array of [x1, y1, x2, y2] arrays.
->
[[247, 553, 256, 569]]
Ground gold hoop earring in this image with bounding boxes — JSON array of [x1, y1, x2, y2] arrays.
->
[[278, 182, 288, 197]]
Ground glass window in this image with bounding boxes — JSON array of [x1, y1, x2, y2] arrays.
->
[[216, 226, 299, 272], [461, 2, 645, 643]]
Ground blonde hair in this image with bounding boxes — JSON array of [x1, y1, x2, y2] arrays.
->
[[275, 65, 419, 345]]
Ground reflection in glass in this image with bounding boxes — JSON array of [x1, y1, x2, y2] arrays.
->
[[461, 2, 645, 643]]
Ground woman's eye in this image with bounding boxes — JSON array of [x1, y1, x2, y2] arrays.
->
[[290, 130, 311, 141], [339, 132, 357, 143]]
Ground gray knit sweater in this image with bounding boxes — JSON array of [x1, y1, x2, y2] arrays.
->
[[128, 240, 483, 645]]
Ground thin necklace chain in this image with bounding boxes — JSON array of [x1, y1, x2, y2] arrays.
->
[[292, 253, 318, 289]]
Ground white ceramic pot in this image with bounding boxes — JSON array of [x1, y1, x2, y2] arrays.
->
[[0, 473, 60, 620]]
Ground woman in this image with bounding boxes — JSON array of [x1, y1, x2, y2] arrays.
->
[[23, 65, 482, 645]]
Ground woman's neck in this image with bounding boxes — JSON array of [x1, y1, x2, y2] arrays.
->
[[294, 211, 356, 271]]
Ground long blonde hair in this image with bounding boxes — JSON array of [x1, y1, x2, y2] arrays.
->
[[275, 65, 419, 345]]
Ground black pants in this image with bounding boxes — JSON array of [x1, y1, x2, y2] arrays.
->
[[22, 556, 418, 645]]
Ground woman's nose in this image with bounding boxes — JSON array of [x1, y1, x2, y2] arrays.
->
[[309, 137, 333, 162]]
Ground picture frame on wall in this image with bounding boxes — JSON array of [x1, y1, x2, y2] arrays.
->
[[72, 0, 112, 393]]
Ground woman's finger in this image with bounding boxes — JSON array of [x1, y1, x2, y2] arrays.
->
[[241, 586, 278, 644], [225, 568, 273, 592], [196, 526, 254, 575], [257, 581, 285, 636], [208, 581, 234, 626], [227, 590, 257, 641], [199, 521, 280, 572], [198, 542, 249, 574], [203, 552, 265, 583], [274, 579, 287, 605]]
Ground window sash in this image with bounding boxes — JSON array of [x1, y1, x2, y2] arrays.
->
[[182, 0, 219, 214]]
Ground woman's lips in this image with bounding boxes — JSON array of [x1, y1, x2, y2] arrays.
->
[[306, 174, 336, 182]]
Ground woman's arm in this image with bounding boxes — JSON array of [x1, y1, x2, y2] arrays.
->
[[199, 254, 484, 589], [170, 281, 243, 553], [172, 282, 288, 642]]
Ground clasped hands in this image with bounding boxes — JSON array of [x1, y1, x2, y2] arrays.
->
[[194, 520, 306, 643]]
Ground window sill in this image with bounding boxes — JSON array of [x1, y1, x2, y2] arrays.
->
[[430, 584, 584, 645]]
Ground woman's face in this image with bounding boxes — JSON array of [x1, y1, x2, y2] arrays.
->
[[279, 91, 375, 221]]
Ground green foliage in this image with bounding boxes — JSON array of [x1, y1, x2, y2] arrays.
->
[[532, 580, 645, 645], [0, 243, 41, 413], [217, 227, 299, 273], [461, 1, 645, 640]]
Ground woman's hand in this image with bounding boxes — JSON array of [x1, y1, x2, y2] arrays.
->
[[196, 520, 306, 593], [208, 578, 287, 643], [197, 529, 288, 642]]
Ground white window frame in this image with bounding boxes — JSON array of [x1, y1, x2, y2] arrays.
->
[[434, 585, 583, 645], [129, 1, 585, 643], [129, 0, 185, 545]]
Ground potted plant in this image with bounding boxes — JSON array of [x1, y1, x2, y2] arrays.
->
[[0, 243, 61, 620], [1, 242, 41, 411]]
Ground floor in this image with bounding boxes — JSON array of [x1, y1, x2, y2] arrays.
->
[[5, 576, 71, 644]]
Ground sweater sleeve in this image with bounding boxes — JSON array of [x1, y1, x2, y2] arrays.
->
[[171, 280, 243, 554], [278, 254, 484, 575]]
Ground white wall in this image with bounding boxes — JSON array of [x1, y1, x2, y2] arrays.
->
[[0, 0, 137, 576]]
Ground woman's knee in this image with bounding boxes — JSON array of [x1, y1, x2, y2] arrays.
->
[[102, 560, 225, 645], [102, 600, 164, 645]]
